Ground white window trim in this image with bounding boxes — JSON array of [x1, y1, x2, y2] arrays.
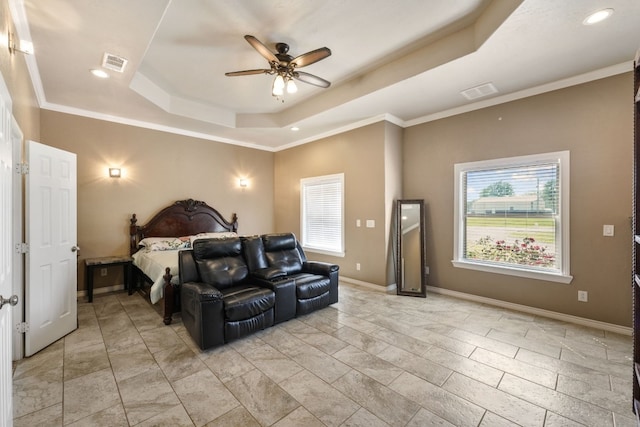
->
[[452, 151, 572, 284], [300, 173, 345, 257]]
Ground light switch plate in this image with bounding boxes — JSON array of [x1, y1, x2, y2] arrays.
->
[[356, 219, 361, 227], [603, 225, 614, 237], [366, 220, 375, 228]]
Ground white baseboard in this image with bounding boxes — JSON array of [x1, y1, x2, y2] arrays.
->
[[426, 285, 632, 336], [77, 284, 126, 299], [340, 276, 395, 293]]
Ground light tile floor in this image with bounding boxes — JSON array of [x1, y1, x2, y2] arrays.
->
[[11, 283, 637, 426]]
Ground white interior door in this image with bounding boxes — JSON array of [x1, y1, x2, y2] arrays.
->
[[0, 72, 14, 427], [25, 141, 78, 357]]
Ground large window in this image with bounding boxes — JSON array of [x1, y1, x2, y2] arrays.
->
[[453, 151, 572, 283], [301, 173, 345, 257]]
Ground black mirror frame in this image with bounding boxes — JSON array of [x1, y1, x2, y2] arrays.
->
[[395, 199, 427, 298]]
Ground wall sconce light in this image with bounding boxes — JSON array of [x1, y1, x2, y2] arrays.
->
[[239, 178, 248, 188], [8, 32, 33, 55], [109, 168, 122, 178]]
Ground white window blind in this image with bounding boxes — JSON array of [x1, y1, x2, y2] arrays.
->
[[453, 151, 572, 283], [301, 173, 344, 256]]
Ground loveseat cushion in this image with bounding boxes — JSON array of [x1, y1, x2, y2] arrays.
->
[[293, 273, 330, 299], [262, 233, 303, 274], [193, 238, 248, 289], [242, 236, 268, 271], [221, 285, 275, 322]]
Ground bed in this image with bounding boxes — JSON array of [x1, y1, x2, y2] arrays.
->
[[129, 198, 238, 325]]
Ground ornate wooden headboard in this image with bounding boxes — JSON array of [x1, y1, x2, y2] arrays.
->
[[129, 198, 238, 255]]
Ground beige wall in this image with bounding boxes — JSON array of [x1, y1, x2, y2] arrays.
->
[[0, 3, 40, 141], [275, 121, 399, 287], [40, 110, 275, 290], [404, 73, 633, 326]]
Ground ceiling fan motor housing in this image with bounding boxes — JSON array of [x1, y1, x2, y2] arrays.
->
[[275, 43, 293, 65]]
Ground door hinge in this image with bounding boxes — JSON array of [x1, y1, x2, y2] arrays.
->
[[15, 243, 29, 254], [16, 322, 29, 333], [15, 162, 28, 175]]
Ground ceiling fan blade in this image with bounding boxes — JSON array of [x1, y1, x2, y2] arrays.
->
[[244, 35, 278, 63], [225, 69, 270, 77], [290, 47, 331, 68], [293, 71, 331, 88]]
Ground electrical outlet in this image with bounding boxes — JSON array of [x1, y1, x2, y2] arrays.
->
[[578, 290, 588, 302], [603, 224, 614, 237], [100, 268, 108, 277], [356, 263, 361, 271]]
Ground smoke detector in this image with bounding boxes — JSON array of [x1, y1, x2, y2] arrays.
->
[[102, 52, 128, 73]]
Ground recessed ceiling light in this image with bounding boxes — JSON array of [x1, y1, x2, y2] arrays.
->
[[291, 127, 300, 131], [90, 69, 109, 78], [583, 8, 614, 25]]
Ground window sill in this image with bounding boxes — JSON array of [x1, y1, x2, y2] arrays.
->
[[451, 260, 573, 284], [303, 247, 345, 258]]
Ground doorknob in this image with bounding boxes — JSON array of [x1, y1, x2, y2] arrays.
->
[[71, 246, 80, 252], [0, 294, 18, 310]]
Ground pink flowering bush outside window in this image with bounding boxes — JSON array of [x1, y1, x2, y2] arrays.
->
[[467, 236, 556, 269]]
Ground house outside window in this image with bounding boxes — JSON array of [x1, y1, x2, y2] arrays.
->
[[453, 151, 572, 283], [300, 173, 345, 257]]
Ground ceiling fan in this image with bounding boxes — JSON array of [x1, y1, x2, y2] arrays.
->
[[225, 35, 331, 98]]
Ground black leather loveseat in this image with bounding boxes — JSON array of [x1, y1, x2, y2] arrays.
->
[[180, 233, 339, 350]]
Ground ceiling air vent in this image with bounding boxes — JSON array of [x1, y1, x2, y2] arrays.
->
[[102, 52, 128, 73], [460, 83, 498, 100]]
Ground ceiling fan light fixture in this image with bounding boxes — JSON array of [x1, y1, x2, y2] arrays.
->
[[286, 78, 297, 94], [272, 74, 285, 96]]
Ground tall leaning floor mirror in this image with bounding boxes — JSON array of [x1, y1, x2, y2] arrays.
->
[[396, 199, 427, 297]]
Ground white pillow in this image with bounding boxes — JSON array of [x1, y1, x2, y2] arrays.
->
[[190, 232, 238, 246], [139, 237, 190, 251]]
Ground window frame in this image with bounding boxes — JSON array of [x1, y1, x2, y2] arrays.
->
[[300, 173, 345, 257], [452, 151, 572, 283]]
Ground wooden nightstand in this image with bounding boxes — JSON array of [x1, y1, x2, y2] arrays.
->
[[84, 256, 133, 302]]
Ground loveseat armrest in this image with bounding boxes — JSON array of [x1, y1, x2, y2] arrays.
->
[[302, 261, 339, 305], [181, 281, 223, 301], [252, 267, 288, 281], [302, 261, 339, 276], [179, 250, 199, 284], [250, 277, 296, 324], [181, 281, 225, 350]]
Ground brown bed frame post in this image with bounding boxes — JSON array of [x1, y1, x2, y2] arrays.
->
[[231, 213, 238, 233], [129, 214, 138, 256], [163, 267, 173, 325]]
